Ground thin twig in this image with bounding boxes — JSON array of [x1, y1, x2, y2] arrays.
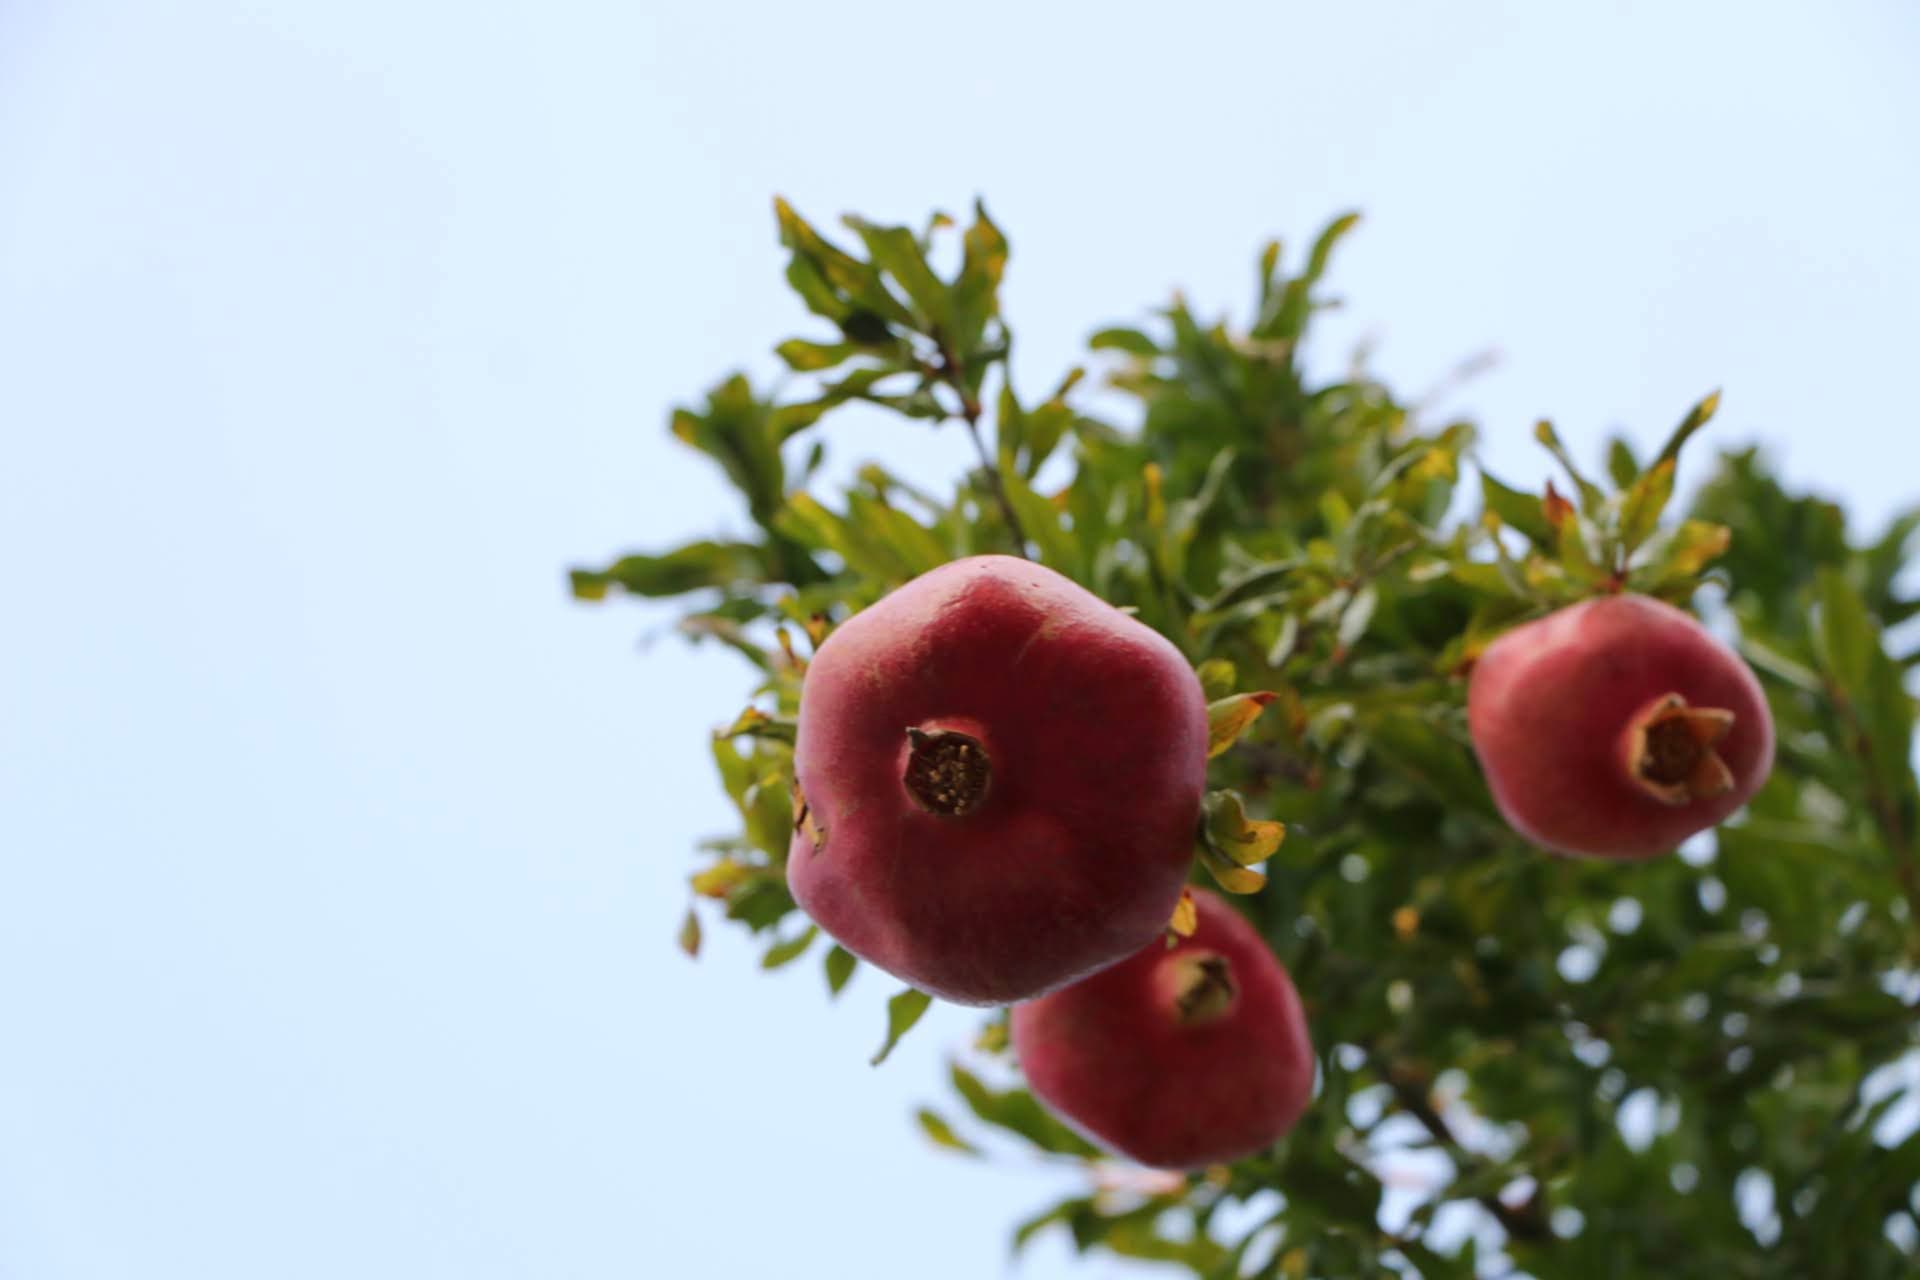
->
[[932, 341, 1031, 559], [1383, 1066, 1550, 1244]]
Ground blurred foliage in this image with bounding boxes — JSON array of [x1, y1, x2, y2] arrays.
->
[[574, 199, 1920, 1278]]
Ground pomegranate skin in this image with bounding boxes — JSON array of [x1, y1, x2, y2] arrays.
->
[[1011, 889, 1315, 1170], [1467, 594, 1774, 859], [787, 555, 1209, 1006]]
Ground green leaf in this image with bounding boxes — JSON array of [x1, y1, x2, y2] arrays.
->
[[718, 706, 797, 744], [774, 337, 860, 372], [950, 200, 1009, 355], [1559, 512, 1607, 583], [1366, 710, 1501, 822], [1196, 658, 1238, 700], [668, 375, 789, 524], [1266, 611, 1302, 666], [1260, 211, 1360, 340], [948, 1064, 1099, 1157], [1618, 457, 1677, 553], [1207, 691, 1277, 758], [1336, 583, 1379, 653], [1089, 326, 1159, 357], [1203, 789, 1287, 866], [914, 1108, 980, 1156], [1532, 418, 1606, 515], [760, 924, 817, 970], [1814, 568, 1918, 827], [778, 492, 917, 583], [995, 462, 1077, 570], [823, 944, 856, 997], [784, 253, 849, 322], [1198, 842, 1267, 894], [843, 215, 951, 330], [569, 540, 765, 601], [1480, 472, 1557, 549], [1012, 1199, 1092, 1255], [1606, 436, 1643, 488], [1651, 388, 1721, 468], [773, 196, 914, 328], [871, 987, 933, 1066], [676, 908, 701, 958]]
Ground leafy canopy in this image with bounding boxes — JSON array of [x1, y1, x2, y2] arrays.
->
[[575, 198, 1920, 1279]]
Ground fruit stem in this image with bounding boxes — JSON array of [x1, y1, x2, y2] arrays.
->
[[902, 727, 993, 818], [1620, 692, 1736, 805]]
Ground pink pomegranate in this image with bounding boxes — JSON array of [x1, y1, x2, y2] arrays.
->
[[1467, 593, 1774, 859], [1011, 888, 1316, 1169], [787, 555, 1209, 1006]]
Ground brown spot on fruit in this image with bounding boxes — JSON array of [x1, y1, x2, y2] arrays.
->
[[791, 782, 827, 853]]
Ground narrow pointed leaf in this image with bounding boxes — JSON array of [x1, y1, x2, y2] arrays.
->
[[824, 944, 857, 997], [1208, 691, 1277, 757], [871, 987, 933, 1066]]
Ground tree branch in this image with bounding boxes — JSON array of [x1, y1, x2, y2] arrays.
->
[[931, 342, 1031, 560], [1383, 1066, 1550, 1245]]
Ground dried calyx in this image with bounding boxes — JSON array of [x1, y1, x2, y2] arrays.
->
[[1163, 951, 1238, 1027], [1623, 692, 1736, 805], [903, 727, 993, 817]]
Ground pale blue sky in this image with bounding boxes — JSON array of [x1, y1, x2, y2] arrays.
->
[[1, 2, 1916, 1277]]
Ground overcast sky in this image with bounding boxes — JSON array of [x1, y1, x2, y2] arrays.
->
[[2, 2, 1917, 1277]]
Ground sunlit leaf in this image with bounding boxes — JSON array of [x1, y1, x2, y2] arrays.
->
[[871, 988, 933, 1066], [915, 1108, 980, 1156], [760, 924, 817, 970], [1207, 691, 1277, 757]]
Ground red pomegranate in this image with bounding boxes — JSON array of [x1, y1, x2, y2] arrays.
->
[[787, 555, 1209, 1006], [1467, 593, 1774, 859], [1011, 888, 1316, 1169]]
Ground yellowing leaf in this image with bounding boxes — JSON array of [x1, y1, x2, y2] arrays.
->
[[1198, 844, 1267, 894], [1168, 888, 1199, 939], [1618, 458, 1677, 552], [1203, 789, 1286, 866], [915, 1108, 980, 1156], [690, 859, 751, 899], [718, 706, 797, 743], [1207, 691, 1277, 758], [677, 908, 702, 958], [1665, 520, 1732, 576]]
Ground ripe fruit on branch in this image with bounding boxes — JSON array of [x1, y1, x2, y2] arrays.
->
[[1011, 888, 1315, 1170], [787, 555, 1210, 1006], [1467, 594, 1774, 859]]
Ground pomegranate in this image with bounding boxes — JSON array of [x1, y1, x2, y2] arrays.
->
[[1467, 593, 1774, 859], [787, 555, 1209, 1005], [1011, 888, 1316, 1169]]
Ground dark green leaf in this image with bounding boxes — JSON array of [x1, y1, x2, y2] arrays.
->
[[824, 944, 856, 997]]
